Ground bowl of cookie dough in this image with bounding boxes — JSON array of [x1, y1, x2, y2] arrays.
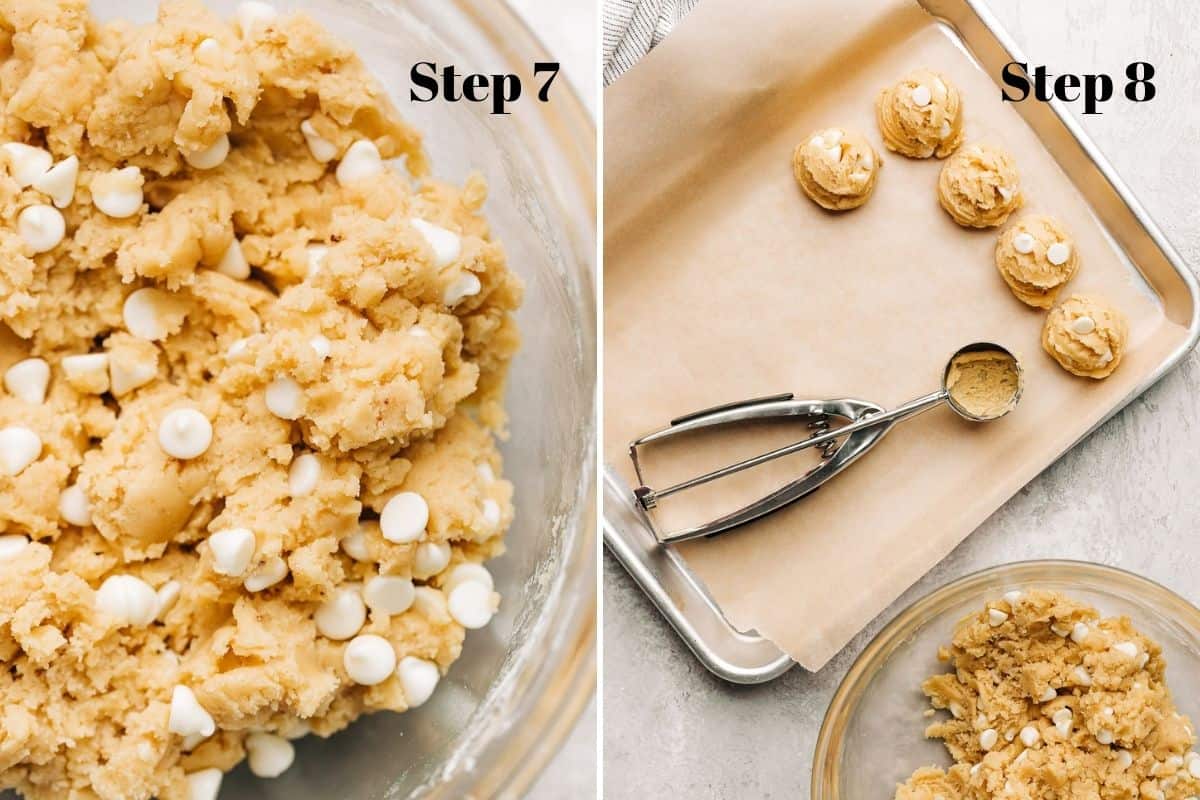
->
[[0, 1, 594, 799], [813, 561, 1200, 798]]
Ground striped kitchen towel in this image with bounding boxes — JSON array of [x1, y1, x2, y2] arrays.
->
[[603, 0, 701, 85]]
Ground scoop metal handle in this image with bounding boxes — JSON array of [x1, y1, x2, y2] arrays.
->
[[637, 389, 947, 507]]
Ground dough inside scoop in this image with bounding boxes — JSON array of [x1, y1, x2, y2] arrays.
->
[[944, 349, 1021, 420]]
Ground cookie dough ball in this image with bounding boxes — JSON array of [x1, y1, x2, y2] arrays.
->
[[937, 143, 1022, 228], [994, 215, 1079, 308], [792, 127, 881, 211], [876, 69, 964, 159], [1042, 294, 1128, 378]]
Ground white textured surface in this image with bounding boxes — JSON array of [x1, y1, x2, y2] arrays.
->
[[602, 1, 1200, 797], [508, 0, 598, 798]]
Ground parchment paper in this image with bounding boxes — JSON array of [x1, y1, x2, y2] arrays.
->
[[603, 0, 1190, 670]]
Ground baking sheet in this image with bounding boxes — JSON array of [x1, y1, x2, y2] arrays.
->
[[603, 0, 1195, 671]]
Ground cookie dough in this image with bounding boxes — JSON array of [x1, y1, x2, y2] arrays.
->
[[995, 215, 1080, 308], [0, 2, 522, 799], [937, 143, 1022, 228], [944, 349, 1021, 420], [895, 591, 1200, 800], [1042, 294, 1128, 379], [792, 127, 881, 211], [876, 69, 964, 159]]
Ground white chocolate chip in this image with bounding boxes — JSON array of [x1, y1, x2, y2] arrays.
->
[[1012, 232, 1036, 254], [1004, 590, 1023, 605], [235, 1, 277, 36], [226, 337, 251, 359], [194, 37, 221, 65], [410, 218, 462, 269], [1052, 707, 1073, 737], [0, 534, 29, 560], [5, 358, 50, 404], [305, 245, 328, 278], [980, 728, 998, 750], [380, 491, 429, 543], [808, 136, 825, 148], [95, 574, 158, 626], [1070, 622, 1090, 643], [185, 768, 223, 800], [1097, 729, 1115, 745], [309, 335, 331, 360], [443, 562, 494, 594], [243, 557, 288, 592], [823, 145, 841, 161], [1113, 641, 1139, 658], [1071, 316, 1096, 335], [1019, 725, 1040, 747], [33, 155, 78, 208], [988, 608, 1008, 627], [1138, 652, 1150, 669], [300, 119, 338, 162], [109, 352, 157, 396], [59, 483, 92, 527], [184, 134, 230, 170], [245, 732, 295, 778], [216, 238, 250, 279], [447, 581, 496, 629], [911, 84, 932, 106], [343, 634, 396, 685], [92, 166, 144, 218], [123, 288, 181, 341], [288, 453, 320, 497], [1190, 756, 1200, 778], [335, 140, 384, 185], [17, 204, 65, 253], [2, 143, 51, 187], [480, 498, 501, 531], [1046, 241, 1071, 265], [1073, 666, 1092, 686], [265, 376, 304, 420], [155, 580, 181, 619], [1051, 622, 1071, 637], [208, 528, 256, 577], [823, 129, 843, 145], [1038, 687, 1057, 703], [397, 656, 440, 708], [477, 462, 496, 483], [363, 575, 416, 615], [412, 586, 448, 619], [0, 426, 41, 475], [339, 528, 370, 561], [61, 353, 110, 393], [168, 685, 216, 738], [315, 585, 366, 640], [939, 121, 951, 139], [413, 541, 451, 578], [157, 408, 212, 460], [997, 186, 1013, 203], [443, 273, 481, 307]]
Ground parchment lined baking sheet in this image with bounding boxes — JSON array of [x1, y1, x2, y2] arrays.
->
[[603, 0, 1195, 671]]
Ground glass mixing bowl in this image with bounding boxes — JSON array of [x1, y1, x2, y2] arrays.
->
[[70, 2, 596, 799], [813, 561, 1200, 798]]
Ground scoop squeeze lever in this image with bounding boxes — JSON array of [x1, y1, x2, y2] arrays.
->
[[628, 342, 1022, 544]]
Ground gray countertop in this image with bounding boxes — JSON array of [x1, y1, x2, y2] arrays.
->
[[602, 1, 1200, 796]]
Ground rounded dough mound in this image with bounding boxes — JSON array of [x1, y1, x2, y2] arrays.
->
[[792, 127, 881, 211], [1042, 294, 1128, 379], [994, 215, 1080, 308], [937, 143, 1022, 228], [875, 69, 964, 159]]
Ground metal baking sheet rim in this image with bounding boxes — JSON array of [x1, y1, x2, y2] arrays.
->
[[602, 0, 1200, 685]]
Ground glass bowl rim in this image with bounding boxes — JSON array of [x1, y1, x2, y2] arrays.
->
[[811, 559, 1200, 797]]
